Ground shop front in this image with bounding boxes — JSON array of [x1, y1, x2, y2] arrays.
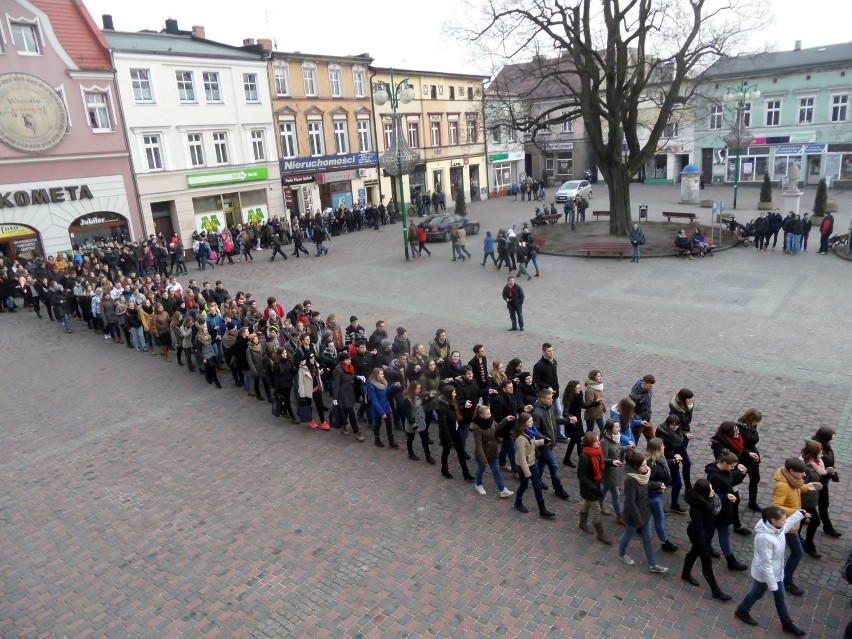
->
[[187, 167, 276, 236], [487, 150, 524, 196], [282, 174, 316, 219], [0, 223, 43, 262], [317, 169, 357, 210], [68, 212, 130, 247], [280, 151, 377, 211], [543, 142, 574, 185]]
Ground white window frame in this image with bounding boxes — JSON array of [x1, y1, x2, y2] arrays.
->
[[383, 121, 393, 149], [741, 102, 752, 127], [831, 94, 848, 123], [407, 122, 420, 149], [466, 119, 477, 143], [307, 120, 324, 156], [561, 114, 572, 133], [431, 121, 441, 147], [765, 99, 781, 126], [175, 71, 196, 103], [798, 96, 815, 125], [243, 73, 260, 103], [84, 91, 111, 131], [143, 134, 164, 171], [328, 65, 343, 98], [212, 131, 230, 165], [202, 71, 221, 103], [274, 64, 291, 96], [356, 119, 371, 152], [130, 68, 154, 103], [663, 120, 679, 138], [279, 120, 298, 158], [10, 20, 41, 55], [302, 63, 318, 97], [352, 67, 367, 98], [187, 133, 205, 167], [332, 119, 349, 154], [250, 129, 266, 162], [708, 105, 723, 130], [448, 121, 459, 145], [491, 126, 501, 143]]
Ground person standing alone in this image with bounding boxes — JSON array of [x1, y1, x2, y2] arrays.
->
[[502, 276, 525, 332]]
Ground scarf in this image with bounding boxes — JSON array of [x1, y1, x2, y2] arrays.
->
[[808, 458, 827, 476], [582, 446, 605, 482], [341, 361, 354, 375], [656, 421, 684, 448], [780, 467, 804, 489], [249, 341, 261, 354], [719, 433, 744, 455], [585, 381, 603, 392], [370, 378, 387, 391], [627, 469, 650, 485], [525, 425, 539, 439]]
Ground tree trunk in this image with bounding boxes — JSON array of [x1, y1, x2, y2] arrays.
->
[[602, 166, 632, 236]]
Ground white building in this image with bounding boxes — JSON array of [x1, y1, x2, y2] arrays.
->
[[104, 18, 285, 242]]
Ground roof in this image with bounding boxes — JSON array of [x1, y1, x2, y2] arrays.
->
[[104, 30, 261, 61], [271, 51, 373, 65], [705, 41, 852, 79], [371, 66, 489, 81], [31, 0, 112, 69], [488, 56, 579, 100]]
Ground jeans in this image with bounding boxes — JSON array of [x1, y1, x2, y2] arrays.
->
[[716, 524, 733, 557], [670, 466, 683, 506], [738, 580, 792, 625], [631, 244, 640, 260], [516, 464, 544, 504], [599, 484, 622, 515], [129, 325, 145, 349], [60, 312, 72, 332], [211, 340, 223, 365], [648, 494, 668, 542], [619, 518, 657, 565], [527, 254, 539, 274], [536, 447, 565, 493], [585, 417, 605, 432], [552, 397, 565, 438], [476, 458, 507, 491], [783, 532, 803, 585], [508, 305, 524, 330], [499, 438, 518, 472], [242, 369, 251, 390]]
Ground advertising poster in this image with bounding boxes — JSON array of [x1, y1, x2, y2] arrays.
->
[[242, 204, 268, 225], [195, 211, 225, 235]]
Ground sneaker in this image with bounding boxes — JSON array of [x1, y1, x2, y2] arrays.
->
[[617, 555, 635, 566], [104, 334, 110, 340], [475, 484, 486, 496], [320, 421, 331, 430], [649, 564, 669, 574], [500, 464, 513, 472], [734, 609, 758, 626], [309, 420, 319, 429], [499, 488, 514, 498], [661, 539, 679, 553]]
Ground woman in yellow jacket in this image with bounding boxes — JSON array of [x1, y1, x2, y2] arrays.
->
[[770, 457, 822, 597]]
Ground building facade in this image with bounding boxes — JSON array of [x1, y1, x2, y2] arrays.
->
[[694, 42, 852, 188], [104, 19, 284, 243], [0, 0, 142, 261], [483, 92, 526, 196], [268, 51, 377, 216], [371, 67, 489, 210]]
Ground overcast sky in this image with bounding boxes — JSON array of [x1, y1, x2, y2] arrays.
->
[[82, 0, 849, 77]]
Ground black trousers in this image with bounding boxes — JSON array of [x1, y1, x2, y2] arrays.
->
[[270, 246, 288, 260], [441, 429, 470, 475], [682, 543, 719, 590]]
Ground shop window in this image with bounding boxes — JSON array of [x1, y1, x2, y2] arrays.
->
[[176, 71, 196, 102], [243, 73, 259, 102], [203, 72, 221, 102], [251, 129, 266, 162], [492, 162, 512, 189], [279, 121, 298, 158], [187, 133, 205, 167], [357, 120, 370, 152], [213, 132, 229, 165], [11, 22, 40, 54], [85, 92, 111, 131], [130, 69, 154, 103]]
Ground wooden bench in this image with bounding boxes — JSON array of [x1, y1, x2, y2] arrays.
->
[[672, 239, 719, 257], [530, 214, 560, 226], [592, 210, 611, 222], [581, 241, 630, 259], [829, 233, 849, 248], [662, 211, 698, 223]]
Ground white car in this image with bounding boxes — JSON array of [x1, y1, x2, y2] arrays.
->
[[555, 179, 592, 203]]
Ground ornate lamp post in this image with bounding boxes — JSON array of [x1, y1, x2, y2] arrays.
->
[[723, 81, 759, 210], [374, 70, 420, 261]]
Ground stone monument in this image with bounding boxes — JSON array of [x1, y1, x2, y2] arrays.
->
[[782, 163, 803, 215]]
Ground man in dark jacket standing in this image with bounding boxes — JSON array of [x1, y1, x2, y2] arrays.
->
[[818, 212, 834, 254], [754, 212, 769, 251], [502, 276, 525, 331], [629, 374, 656, 443], [533, 342, 565, 439], [532, 388, 570, 500]]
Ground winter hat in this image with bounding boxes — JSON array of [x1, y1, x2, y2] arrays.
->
[[396, 327, 407, 336]]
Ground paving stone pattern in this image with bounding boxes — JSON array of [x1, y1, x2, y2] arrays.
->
[[1, 184, 851, 638]]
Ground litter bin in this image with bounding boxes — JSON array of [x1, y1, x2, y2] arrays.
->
[[639, 204, 648, 220]]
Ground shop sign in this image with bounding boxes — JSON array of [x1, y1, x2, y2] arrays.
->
[[0, 73, 69, 153], [280, 152, 378, 174], [316, 169, 358, 184], [489, 153, 509, 162], [774, 144, 802, 155], [544, 142, 574, 151], [283, 187, 294, 210], [70, 212, 124, 227], [13, 237, 38, 252], [242, 204, 268, 225], [195, 212, 226, 235], [0, 223, 35, 239], [186, 167, 269, 188], [0, 184, 93, 209], [281, 174, 315, 186], [804, 144, 827, 154]]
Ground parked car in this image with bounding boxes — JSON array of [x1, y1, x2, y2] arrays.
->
[[555, 179, 592, 203], [422, 214, 481, 241]]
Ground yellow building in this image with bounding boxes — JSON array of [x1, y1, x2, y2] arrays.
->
[[266, 51, 378, 217], [370, 67, 489, 212]]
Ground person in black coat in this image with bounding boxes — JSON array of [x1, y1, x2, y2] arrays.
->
[[332, 353, 365, 441], [562, 380, 601, 466], [501, 275, 525, 331], [271, 348, 297, 423], [681, 478, 731, 600], [436, 385, 473, 481], [705, 451, 749, 572], [668, 389, 695, 490], [736, 409, 763, 511]]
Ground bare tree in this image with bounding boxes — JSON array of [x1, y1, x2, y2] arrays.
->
[[459, 0, 766, 235]]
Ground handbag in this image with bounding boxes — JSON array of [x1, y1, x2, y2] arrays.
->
[[329, 406, 342, 429], [298, 400, 313, 423]]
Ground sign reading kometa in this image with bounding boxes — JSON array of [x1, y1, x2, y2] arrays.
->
[[0, 73, 69, 153]]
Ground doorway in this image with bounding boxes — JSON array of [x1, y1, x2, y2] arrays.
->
[[151, 201, 176, 241], [701, 148, 713, 185], [806, 155, 822, 185]]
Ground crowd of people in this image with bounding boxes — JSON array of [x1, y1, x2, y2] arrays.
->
[[730, 209, 837, 255]]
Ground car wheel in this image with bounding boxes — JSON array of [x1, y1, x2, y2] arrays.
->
[[443, 231, 451, 242]]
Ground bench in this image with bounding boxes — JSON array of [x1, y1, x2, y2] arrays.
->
[[530, 214, 560, 226], [592, 210, 611, 222], [581, 241, 630, 259], [672, 240, 719, 258], [829, 233, 848, 248], [662, 211, 698, 223]]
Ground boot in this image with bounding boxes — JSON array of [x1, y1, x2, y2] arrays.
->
[[579, 511, 593, 534], [594, 522, 612, 545], [424, 452, 435, 465], [374, 437, 385, 448], [616, 514, 626, 526], [705, 572, 732, 601], [515, 499, 529, 513], [681, 573, 700, 586], [802, 540, 821, 558], [725, 554, 748, 572], [537, 500, 555, 518], [388, 437, 400, 449], [780, 622, 807, 637]]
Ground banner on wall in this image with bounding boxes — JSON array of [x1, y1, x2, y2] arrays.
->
[[302, 185, 314, 213], [195, 212, 226, 235], [242, 204, 268, 225], [332, 192, 353, 210]]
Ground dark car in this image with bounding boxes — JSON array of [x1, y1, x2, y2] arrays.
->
[[422, 214, 481, 242]]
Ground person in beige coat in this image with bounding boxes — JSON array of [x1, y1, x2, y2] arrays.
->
[[512, 411, 554, 518]]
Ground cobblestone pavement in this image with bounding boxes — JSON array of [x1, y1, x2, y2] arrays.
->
[[1, 185, 851, 638]]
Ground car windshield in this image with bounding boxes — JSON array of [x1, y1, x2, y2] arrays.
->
[[560, 181, 582, 189]]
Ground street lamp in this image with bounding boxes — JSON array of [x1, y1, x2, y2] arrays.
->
[[374, 70, 419, 261], [723, 81, 759, 210]]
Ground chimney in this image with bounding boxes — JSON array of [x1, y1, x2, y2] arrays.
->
[[243, 38, 256, 47], [257, 38, 272, 52], [794, 40, 802, 51], [102, 14, 114, 30], [191, 25, 205, 39], [164, 18, 179, 35]]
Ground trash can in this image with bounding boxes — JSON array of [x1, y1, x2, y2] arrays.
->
[[639, 204, 648, 220]]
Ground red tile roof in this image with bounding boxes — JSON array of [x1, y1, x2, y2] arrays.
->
[[30, 0, 112, 69]]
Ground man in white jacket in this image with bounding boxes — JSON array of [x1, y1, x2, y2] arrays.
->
[[734, 505, 807, 636]]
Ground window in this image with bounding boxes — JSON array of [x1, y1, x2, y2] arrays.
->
[[742, 102, 752, 127], [353, 68, 366, 97], [213, 132, 229, 164], [449, 86, 456, 100], [328, 66, 342, 97], [333, 120, 348, 154], [383, 121, 394, 149], [251, 130, 266, 162], [130, 69, 153, 103], [274, 65, 291, 96], [430, 121, 441, 147], [508, 128, 517, 142], [448, 121, 459, 145], [490, 126, 501, 143], [176, 71, 196, 102], [10, 22, 40, 54], [709, 105, 723, 130], [243, 73, 259, 102], [187, 133, 205, 167], [765, 99, 781, 126], [143, 135, 163, 171], [466, 119, 477, 143], [663, 120, 679, 138], [302, 64, 318, 96], [202, 72, 220, 102], [357, 120, 371, 152], [798, 97, 814, 124], [85, 92, 111, 130], [561, 116, 572, 133], [831, 94, 848, 122], [279, 121, 298, 158], [407, 122, 420, 148], [492, 162, 512, 190], [307, 121, 324, 156]]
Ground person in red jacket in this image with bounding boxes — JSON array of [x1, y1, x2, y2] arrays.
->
[[263, 296, 285, 321], [417, 224, 432, 257], [818, 212, 834, 254]]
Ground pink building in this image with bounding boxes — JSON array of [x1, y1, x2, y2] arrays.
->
[[0, 0, 142, 261]]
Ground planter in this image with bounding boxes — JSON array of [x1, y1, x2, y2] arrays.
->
[[757, 201, 774, 210], [700, 199, 714, 208], [825, 201, 838, 213]]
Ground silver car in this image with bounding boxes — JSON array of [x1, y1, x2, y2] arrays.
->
[[555, 179, 592, 203]]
